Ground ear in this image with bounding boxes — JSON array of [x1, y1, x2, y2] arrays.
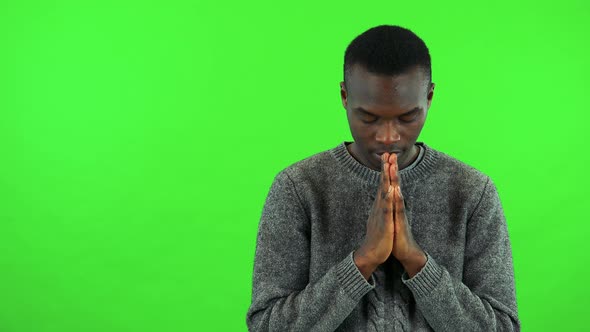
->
[[426, 82, 435, 109], [340, 81, 348, 108]]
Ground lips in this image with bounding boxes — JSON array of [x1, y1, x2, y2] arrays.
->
[[375, 151, 401, 156], [374, 151, 401, 163]]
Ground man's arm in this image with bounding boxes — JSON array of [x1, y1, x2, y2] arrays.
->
[[246, 171, 375, 332], [401, 177, 520, 331]]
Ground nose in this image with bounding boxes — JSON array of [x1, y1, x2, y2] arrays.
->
[[375, 121, 400, 145]]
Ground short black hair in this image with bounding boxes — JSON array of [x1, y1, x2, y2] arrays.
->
[[343, 25, 432, 88]]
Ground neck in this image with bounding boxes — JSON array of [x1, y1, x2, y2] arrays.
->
[[346, 142, 420, 171], [335, 141, 438, 185]]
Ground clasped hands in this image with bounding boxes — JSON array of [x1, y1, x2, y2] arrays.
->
[[354, 152, 427, 280]]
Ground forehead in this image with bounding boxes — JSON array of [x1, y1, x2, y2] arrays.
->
[[346, 65, 428, 109]]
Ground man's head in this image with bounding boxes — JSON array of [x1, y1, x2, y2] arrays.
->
[[340, 25, 435, 171]]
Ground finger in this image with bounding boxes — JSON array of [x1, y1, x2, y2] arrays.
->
[[386, 184, 393, 200], [379, 153, 388, 193], [379, 155, 385, 189], [388, 152, 396, 165], [382, 153, 390, 193], [380, 173, 392, 201], [386, 185, 394, 226], [394, 185, 406, 234], [390, 154, 399, 190], [383, 185, 394, 237]]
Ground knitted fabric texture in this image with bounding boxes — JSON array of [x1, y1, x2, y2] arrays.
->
[[246, 141, 520, 332]]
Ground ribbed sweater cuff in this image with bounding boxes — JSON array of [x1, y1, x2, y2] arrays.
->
[[401, 251, 443, 298], [336, 251, 375, 302]]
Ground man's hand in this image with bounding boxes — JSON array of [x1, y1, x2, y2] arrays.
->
[[389, 153, 427, 278], [353, 153, 395, 280]]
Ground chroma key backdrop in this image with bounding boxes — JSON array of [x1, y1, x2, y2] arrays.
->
[[0, 1, 588, 331]]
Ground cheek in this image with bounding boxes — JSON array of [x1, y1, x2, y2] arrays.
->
[[350, 123, 375, 138], [404, 121, 426, 138]]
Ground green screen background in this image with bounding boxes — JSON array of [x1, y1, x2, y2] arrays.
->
[[1, 1, 588, 331]]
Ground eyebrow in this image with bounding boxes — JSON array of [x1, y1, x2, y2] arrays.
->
[[354, 106, 422, 117]]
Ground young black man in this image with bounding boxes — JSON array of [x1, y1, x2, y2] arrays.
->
[[246, 25, 520, 332]]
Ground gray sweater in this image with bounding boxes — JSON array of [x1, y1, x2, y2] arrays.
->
[[246, 141, 520, 331]]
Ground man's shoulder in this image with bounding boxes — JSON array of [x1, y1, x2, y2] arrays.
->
[[426, 144, 492, 188], [272, 142, 494, 189], [277, 144, 337, 182]]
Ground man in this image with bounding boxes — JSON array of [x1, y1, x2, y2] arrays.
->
[[246, 25, 520, 331]]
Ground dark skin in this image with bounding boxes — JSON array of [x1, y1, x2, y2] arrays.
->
[[340, 64, 435, 279]]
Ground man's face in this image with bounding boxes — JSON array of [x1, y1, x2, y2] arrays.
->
[[340, 64, 435, 171]]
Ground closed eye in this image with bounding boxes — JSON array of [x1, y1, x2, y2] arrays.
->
[[361, 117, 378, 124], [355, 107, 422, 124], [399, 108, 422, 122], [356, 109, 378, 124], [399, 113, 418, 122]]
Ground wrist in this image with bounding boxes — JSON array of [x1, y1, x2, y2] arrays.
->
[[401, 250, 427, 278], [353, 249, 378, 280], [354, 245, 381, 266]]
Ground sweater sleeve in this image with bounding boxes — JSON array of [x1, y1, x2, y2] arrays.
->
[[401, 177, 520, 331], [246, 170, 375, 332]]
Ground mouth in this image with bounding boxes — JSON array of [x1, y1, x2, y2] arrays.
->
[[374, 151, 402, 162]]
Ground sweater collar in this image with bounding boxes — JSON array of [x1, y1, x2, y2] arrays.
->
[[330, 141, 439, 185]]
